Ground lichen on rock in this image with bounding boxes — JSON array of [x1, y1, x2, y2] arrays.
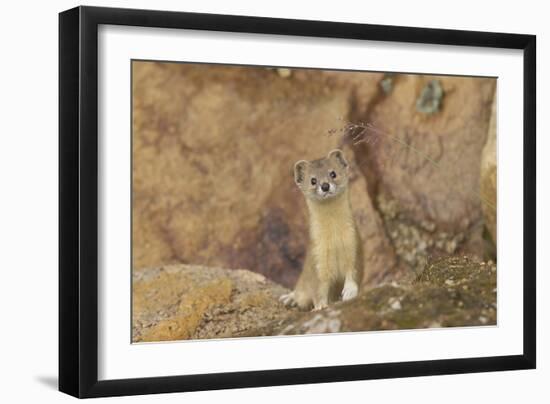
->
[[132, 265, 293, 342], [376, 193, 470, 275], [416, 79, 444, 114]]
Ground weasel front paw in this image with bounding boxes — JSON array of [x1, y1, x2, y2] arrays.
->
[[313, 300, 328, 311], [341, 281, 359, 301], [279, 292, 297, 307]]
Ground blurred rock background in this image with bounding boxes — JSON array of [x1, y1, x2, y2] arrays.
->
[[132, 61, 497, 290]]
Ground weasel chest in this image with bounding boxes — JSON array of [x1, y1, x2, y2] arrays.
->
[[311, 216, 357, 278]]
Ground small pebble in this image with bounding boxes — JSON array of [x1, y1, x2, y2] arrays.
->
[[389, 298, 402, 310], [276, 68, 291, 78]]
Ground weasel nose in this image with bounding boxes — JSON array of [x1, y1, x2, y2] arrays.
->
[[321, 183, 330, 192]]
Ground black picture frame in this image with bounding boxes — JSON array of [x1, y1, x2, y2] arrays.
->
[[59, 5, 536, 399]]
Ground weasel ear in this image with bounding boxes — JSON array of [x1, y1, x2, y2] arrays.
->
[[294, 160, 308, 185], [328, 149, 349, 169]]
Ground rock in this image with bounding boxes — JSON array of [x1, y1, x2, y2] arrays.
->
[[133, 257, 496, 341], [349, 74, 496, 269], [276, 68, 292, 78], [244, 256, 496, 336], [480, 96, 497, 243], [301, 313, 342, 334], [132, 264, 292, 342], [388, 297, 402, 310]]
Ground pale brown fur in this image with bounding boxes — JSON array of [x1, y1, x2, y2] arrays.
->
[[280, 149, 364, 310]]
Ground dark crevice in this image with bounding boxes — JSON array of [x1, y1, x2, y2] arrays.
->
[[345, 77, 405, 282]]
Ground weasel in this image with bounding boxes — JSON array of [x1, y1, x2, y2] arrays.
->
[[280, 149, 364, 311]]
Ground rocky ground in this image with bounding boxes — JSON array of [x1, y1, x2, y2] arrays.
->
[[133, 256, 496, 342], [132, 264, 291, 342]]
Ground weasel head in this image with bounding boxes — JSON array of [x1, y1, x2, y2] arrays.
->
[[294, 149, 350, 202]]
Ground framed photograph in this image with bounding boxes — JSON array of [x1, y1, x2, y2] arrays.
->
[[59, 6, 536, 398]]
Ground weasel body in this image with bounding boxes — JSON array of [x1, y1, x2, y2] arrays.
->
[[280, 149, 363, 310]]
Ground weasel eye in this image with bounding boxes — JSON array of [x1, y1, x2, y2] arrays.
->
[[330, 171, 337, 179], [311, 178, 317, 186]]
